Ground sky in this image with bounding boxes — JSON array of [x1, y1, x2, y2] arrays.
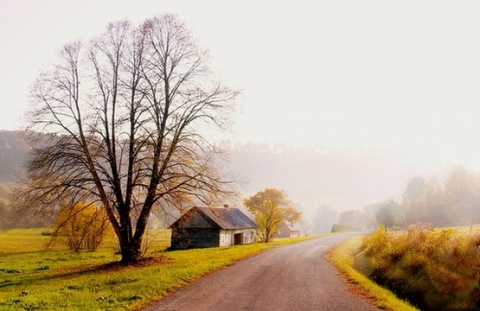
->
[[2, 0, 480, 171]]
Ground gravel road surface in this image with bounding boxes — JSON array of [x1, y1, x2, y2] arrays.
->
[[143, 233, 377, 311]]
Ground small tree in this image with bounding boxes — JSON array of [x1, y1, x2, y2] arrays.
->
[[336, 209, 365, 231], [243, 188, 301, 243], [375, 199, 405, 229], [55, 201, 113, 251]]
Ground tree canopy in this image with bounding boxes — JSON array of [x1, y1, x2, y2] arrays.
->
[[333, 167, 480, 232], [14, 14, 239, 264], [243, 188, 301, 243]]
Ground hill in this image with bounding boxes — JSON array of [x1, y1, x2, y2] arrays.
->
[[0, 131, 441, 230], [0, 130, 29, 182]]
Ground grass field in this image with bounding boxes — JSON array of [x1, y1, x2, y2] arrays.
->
[[0, 228, 318, 311]]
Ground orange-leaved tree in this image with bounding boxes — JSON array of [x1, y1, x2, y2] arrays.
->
[[243, 188, 301, 243]]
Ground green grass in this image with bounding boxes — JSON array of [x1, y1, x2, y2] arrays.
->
[[0, 229, 319, 311], [0, 228, 60, 253], [327, 236, 419, 311]]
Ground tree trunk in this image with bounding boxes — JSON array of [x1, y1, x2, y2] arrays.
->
[[120, 239, 142, 264], [117, 214, 143, 264], [265, 228, 271, 243]]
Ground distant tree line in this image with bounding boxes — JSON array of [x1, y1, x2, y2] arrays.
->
[[0, 183, 54, 229], [332, 166, 480, 231]]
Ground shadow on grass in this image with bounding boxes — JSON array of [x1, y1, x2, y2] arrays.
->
[[0, 254, 171, 290]]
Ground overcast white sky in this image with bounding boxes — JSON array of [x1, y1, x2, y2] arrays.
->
[[2, 0, 480, 170]]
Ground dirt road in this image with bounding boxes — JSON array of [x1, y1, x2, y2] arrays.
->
[[143, 233, 377, 311]]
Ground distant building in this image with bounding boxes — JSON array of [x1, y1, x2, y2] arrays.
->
[[273, 221, 301, 238], [169, 206, 258, 249]]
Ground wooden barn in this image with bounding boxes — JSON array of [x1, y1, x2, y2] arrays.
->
[[169, 206, 257, 249], [273, 220, 301, 238]]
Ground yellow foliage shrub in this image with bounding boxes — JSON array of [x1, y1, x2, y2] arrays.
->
[[55, 201, 113, 251], [356, 225, 480, 310]]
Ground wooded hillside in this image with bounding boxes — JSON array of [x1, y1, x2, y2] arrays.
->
[[0, 131, 52, 229], [0, 130, 29, 182]]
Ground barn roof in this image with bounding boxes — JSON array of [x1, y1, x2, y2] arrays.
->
[[170, 206, 257, 230]]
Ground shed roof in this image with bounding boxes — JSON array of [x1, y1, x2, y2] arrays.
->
[[280, 220, 302, 232], [170, 206, 257, 230]]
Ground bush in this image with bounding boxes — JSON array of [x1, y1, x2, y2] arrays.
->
[[54, 201, 113, 251], [331, 224, 358, 233], [355, 225, 480, 310]]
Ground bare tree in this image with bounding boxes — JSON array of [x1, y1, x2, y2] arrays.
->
[[15, 15, 239, 264]]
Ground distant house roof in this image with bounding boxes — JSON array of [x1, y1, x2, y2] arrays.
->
[[281, 220, 301, 233], [169, 206, 257, 230]]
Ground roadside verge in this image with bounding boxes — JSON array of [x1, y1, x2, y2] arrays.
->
[[326, 236, 418, 311]]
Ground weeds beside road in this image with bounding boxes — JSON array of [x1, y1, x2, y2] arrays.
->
[[356, 226, 480, 310], [327, 235, 417, 311], [329, 226, 480, 311]]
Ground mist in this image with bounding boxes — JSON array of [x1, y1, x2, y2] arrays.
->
[[224, 142, 478, 233], [1, 131, 479, 234], [2, 1, 480, 235]]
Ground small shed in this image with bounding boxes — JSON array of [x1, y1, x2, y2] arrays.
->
[[169, 206, 258, 249], [273, 221, 301, 238]]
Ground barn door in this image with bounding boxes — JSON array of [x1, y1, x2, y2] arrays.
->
[[234, 233, 243, 245]]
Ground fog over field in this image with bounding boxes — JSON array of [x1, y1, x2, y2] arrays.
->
[[1, 1, 480, 232], [0, 131, 477, 232]]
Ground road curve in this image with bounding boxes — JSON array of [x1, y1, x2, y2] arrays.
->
[[143, 233, 377, 311]]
